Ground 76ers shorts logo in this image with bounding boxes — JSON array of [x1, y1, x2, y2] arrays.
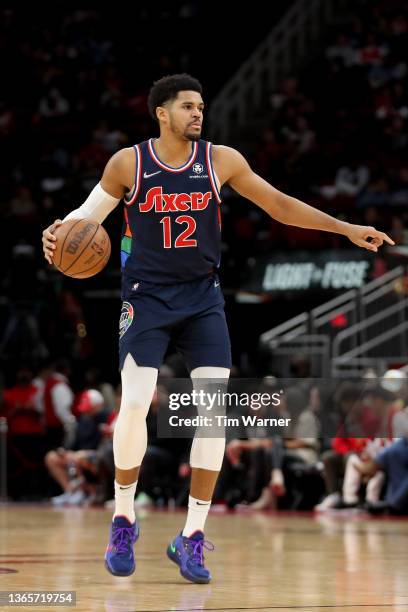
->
[[119, 301, 134, 339]]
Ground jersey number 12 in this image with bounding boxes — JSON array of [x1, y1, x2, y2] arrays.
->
[[160, 215, 197, 248]]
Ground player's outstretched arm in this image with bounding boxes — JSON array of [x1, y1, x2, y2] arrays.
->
[[42, 148, 134, 264], [214, 146, 394, 252]]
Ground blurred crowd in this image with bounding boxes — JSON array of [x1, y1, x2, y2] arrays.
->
[[246, 0, 408, 253], [2, 360, 408, 518]]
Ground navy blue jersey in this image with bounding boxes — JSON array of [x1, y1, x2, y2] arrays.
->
[[121, 138, 222, 287]]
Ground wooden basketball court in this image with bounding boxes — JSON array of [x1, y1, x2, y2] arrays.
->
[[1, 506, 408, 611]]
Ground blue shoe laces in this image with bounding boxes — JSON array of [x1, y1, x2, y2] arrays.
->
[[112, 526, 136, 554], [188, 537, 215, 566]]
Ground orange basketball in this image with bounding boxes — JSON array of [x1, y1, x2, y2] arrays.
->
[[53, 219, 111, 278]]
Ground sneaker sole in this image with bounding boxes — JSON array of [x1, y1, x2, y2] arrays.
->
[[104, 558, 135, 577], [166, 546, 211, 584]]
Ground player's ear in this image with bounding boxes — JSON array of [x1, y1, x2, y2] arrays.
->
[[156, 106, 167, 123]]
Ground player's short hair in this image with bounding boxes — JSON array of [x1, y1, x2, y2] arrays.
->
[[147, 73, 203, 122]]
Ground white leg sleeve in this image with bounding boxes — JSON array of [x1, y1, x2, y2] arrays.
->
[[343, 454, 362, 504], [189, 366, 230, 472], [113, 353, 158, 470]]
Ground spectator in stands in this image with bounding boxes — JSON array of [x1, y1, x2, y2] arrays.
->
[[390, 168, 408, 206], [359, 438, 408, 515], [45, 388, 109, 506], [341, 376, 405, 510], [93, 120, 128, 154], [41, 359, 75, 450], [357, 172, 389, 208], [0, 242, 48, 371], [7, 186, 38, 223], [382, 369, 408, 436], [249, 384, 321, 510], [269, 77, 306, 111], [325, 34, 356, 68], [315, 383, 364, 511], [219, 385, 309, 509], [335, 438, 388, 510], [317, 379, 402, 511], [319, 160, 370, 200], [38, 88, 70, 119], [83, 366, 116, 413], [95, 385, 122, 505], [358, 33, 388, 67], [1, 366, 46, 499]]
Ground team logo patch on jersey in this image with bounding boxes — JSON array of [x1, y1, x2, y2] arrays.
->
[[193, 163, 204, 174], [119, 301, 134, 339]]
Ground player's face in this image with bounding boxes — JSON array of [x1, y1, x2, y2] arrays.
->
[[167, 91, 204, 141]]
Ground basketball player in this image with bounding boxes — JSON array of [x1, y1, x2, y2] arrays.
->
[[42, 74, 394, 583]]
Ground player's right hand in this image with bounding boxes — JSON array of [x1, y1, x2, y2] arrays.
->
[[42, 219, 62, 264]]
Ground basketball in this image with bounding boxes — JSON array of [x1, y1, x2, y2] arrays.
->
[[53, 218, 111, 278]]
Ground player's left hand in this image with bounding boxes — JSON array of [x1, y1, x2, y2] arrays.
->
[[345, 225, 395, 252]]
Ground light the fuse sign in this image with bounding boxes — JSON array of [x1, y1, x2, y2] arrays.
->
[[241, 250, 378, 294], [263, 260, 370, 291]]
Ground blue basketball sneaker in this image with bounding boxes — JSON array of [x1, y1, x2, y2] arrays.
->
[[167, 530, 214, 584], [105, 515, 139, 576]]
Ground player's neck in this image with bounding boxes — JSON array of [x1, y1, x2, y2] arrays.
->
[[154, 134, 194, 167]]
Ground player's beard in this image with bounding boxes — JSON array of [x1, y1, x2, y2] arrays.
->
[[185, 129, 201, 142], [183, 120, 202, 141], [169, 114, 201, 141]]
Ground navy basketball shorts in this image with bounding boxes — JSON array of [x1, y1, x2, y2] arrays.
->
[[118, 273, 232, 372]]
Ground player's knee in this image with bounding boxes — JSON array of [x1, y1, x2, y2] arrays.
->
[[348, 454, 360, 467], [190, 436, 226, 471], [45, 450, 59, 468], [120, 397, 150, 414]]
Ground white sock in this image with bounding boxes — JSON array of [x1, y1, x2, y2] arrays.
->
[[113, 480, 137, 523], [182, 495, 211, 537]]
